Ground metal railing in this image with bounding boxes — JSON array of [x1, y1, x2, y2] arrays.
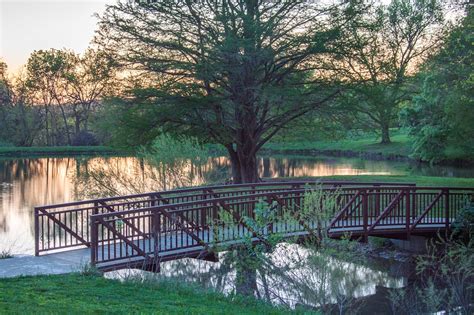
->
[[87, 186, 473, 269], [34, 181, 413, 255]]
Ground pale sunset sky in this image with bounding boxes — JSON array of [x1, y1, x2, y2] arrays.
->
[[0, 0, 113, 74]]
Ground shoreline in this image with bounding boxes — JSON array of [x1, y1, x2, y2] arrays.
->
[[1, 145, 472, 166], [260, 147, 474, 167], [0, 146, 125, 157]]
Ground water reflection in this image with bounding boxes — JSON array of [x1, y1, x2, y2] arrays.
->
[[0, 155, 473, 254], [105, 243, 407, 312]]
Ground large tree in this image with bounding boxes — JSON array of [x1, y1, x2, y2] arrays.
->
[[95, 0, 364, 183], [404, 7, 473, 163], [63, 48, 116, 136], [25, 49, 76, 145], [24, 48, 115, 145], [328, 0, 445, 143]]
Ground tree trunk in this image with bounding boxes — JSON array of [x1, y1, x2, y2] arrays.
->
[[238, 150, 259, 183], [58, 105, 71, 145], [234, 248, 258, 297], [226, 145, 259, 184], [380, 121, 391, 144], [75, 115, 81, 135]]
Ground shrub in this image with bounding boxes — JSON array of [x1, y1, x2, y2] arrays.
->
[[72, 131, 99, 146]]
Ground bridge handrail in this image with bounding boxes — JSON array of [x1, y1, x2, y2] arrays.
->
[[89, 186, 474, 220], [35, 181, 415, 210], [88, 185, 473, 267], [36, 181, 473, 257], [37, 181, 400, 254], [88, 186, 423, 219]]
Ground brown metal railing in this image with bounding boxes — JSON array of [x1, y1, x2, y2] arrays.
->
[[88, 186, 473, 269], [34, 181, 413, 255]]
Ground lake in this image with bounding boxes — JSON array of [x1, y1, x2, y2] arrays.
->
[[0, 154, 473, 254]]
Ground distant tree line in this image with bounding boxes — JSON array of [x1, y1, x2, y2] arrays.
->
[[0, 1, 472, 172], [0, 49, 116, 146]]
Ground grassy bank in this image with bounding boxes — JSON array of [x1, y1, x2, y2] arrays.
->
[[319, 175, 474, 187], [264, 133, 412, 158], [0, 146, 124, 157], [0, 274, 302, 314]]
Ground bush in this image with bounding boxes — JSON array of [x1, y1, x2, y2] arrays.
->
[[72, 131, 99, 146], [452, 201, 474, 241]]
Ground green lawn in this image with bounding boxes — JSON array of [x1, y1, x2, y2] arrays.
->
[[0, 274, 305, 314], [282, 175, 474, 188], [0, 146, 123, 157], [264, 132, 412, 158]]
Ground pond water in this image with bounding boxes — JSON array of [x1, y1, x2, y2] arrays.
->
[[105, 243, 412, 313], [0, 154, 473, 254]]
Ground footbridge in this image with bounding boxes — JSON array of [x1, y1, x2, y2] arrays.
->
[[34, 181, 473, 271]]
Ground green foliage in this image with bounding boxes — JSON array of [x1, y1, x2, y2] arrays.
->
[[404, 10, 474, 163], [142, 133, 208, 167], [390, 236, 474, 314], [0, 274, 295, 314], [138, 134, 210, 189], [95, 0, 368, 182], [452, 200, 474, 241], [0, 48, 115, 147], [141, 134, 209, 168], [331, 0, 445, 144]]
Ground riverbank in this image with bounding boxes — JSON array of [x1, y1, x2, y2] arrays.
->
[[318, 175, 474, 187], [263, 133, 412, 161], [264, 133, 473, 165], [0, 273, 301, 314], [0, 146, 124, 157]]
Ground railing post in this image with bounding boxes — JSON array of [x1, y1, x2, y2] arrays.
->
[[93, 201, 99, 215], [405, 189, 411, 240], [90, 216, 98, 266], [251, 185, 256, 219], [212, 200, 218, 223], [266, 195, 274, 235], [152, 209, 161, 260], [201, 190, 207, 228], [444, 189, 449, 233], [375, 184, 380, 218], [362, 190, 368, 242], [34, 207, 40, 256]]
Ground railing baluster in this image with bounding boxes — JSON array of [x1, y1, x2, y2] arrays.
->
[[363, 190, 368, 242], [34, 208, 40, 256]]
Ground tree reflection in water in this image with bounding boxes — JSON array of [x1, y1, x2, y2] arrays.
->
[[106, 242, 405, 312], [73, 156, 229, 199]]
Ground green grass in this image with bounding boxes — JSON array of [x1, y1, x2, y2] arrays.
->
[[264, 132, 412, 158], [0, 274, 305, 314], [283, 175, 474, 187], [0, 146, 123, 157]]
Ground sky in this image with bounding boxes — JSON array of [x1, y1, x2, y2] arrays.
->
[[0, 0, 112, 74]]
